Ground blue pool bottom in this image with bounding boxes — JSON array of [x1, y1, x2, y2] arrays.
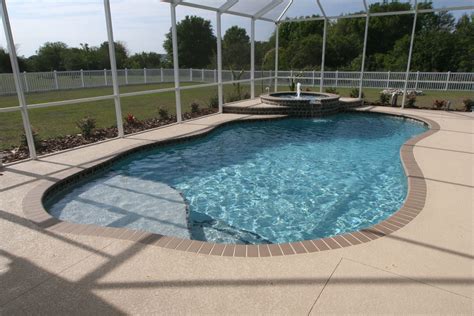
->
[[47, 114, 427, 244]]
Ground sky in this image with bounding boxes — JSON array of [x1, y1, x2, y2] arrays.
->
[[0, 0, 472, 57]]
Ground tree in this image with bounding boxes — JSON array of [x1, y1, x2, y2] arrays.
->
[[96, 41, 129, 69], [33, 42, 69, 71], [163, 16, 216, 68], [0, 47, 12, 73], [452, 14, 474, 72], [222, 26, 250, 70], [128, 52, 162, 68]]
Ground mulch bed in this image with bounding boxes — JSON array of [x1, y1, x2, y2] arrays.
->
[[1, 108, 218, 164]]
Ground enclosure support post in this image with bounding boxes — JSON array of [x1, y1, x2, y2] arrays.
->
[[190, 68, 193, 82], [104, 0, 124, 137], [160, 67, 164, 82], [250, 18, 255, 99], [320, 18, 327, 92], [335, 70, 339, 87], [1, 0, 36, 159], [216, 12, 223, 112], [274, 23, 279, 92], [170, 2, 182, 122], [402, 0, 418, 108], [104, 69, 107, 86], [202, 68, 205, 82], [387, 71, 391, 88], [359, 0, 370, 99], [144, 68, 147, 83]]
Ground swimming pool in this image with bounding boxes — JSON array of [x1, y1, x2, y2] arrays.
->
[[46, 113, 427, 244]]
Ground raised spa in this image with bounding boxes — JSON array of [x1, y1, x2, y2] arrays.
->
[[45, 114, 427, 244]]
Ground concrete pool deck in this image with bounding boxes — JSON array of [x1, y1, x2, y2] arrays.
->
[[0, 105, 472, 314]]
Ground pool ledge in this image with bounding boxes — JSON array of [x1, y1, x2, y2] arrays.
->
[[22, 110, 440, 257]]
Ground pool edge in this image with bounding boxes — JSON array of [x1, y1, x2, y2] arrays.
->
[[22, 111, 440, 258]]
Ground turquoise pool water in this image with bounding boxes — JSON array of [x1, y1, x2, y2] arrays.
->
[[47, 114, 427, 244]]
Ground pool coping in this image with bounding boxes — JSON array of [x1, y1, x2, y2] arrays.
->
[[22, 110, 440, 258]]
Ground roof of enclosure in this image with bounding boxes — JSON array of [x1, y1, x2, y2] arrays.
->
[[161, 0, 474, 23]]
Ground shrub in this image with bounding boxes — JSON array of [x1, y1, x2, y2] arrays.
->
[[379, 93, 390, 105], [191, 102, 200, 114], [350, 88, 364, 99], [124, 113, 140, 126], [76, 117, 96, 138], [209, 95, 219, 109], [289, 77, 296, 92], [325, 87, 339, 94], [405, 93, 417, 108], [433, 99, 447, 110], [226, 93, 241, 103], [20, 128, 42, 150], [243, 92, 251, 99], [462, 99, 473, 112], [158, 107, 169, 120]]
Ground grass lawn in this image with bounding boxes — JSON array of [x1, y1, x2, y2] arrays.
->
[[1, 82, 472, 150], [0, 82, 261, 150]]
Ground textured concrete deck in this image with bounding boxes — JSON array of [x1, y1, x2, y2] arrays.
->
[[0, 106, 473, 314]]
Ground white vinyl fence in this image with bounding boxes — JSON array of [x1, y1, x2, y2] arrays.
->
[[0, 68, 473, 96]]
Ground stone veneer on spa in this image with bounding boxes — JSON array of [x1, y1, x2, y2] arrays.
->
[[22, 110, 440, 258]]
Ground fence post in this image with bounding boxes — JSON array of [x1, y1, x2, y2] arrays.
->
[[190, 68, 193, 82], [445, 71, 450, 91], [80, 69, 85, 87], [312, 70, 315, 86], [386, 71, 390, 88], [214, 69, 217, 82], [160, 67, 164, 82], [54, 70, 59, 90], [415, 71, 419, 90], [335, 70, 338, 87], [125, 68, 128, 84], [202, 68, 204, 82], [23, 71, 29, 92], [144, 68, 147, 84], [104, 69, 107, 86]]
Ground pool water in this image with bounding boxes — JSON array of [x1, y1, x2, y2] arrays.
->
[[47, 114, 427, 244], [276, 93, 324, 102]]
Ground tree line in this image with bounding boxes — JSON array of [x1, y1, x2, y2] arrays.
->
[[0, 1, 473, 74]]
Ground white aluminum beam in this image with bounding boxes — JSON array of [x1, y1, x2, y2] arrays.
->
[[277, 0, 293, 23], [316, 0, 327, 93], [160, 1, 274, 23], [402, 0, 418, 108], [282, 5, 474, 23], [254, 0, 283, 19], [170, 2, 182, 122], [216, 12, 223, 112], [104, 0, 124, 138], [274, 23, 279, 92], [219, 0, 238, 13], [250, 18, 255, 98], [359, 0, 369, 99], [0, 0, 36, 159], [320, 18, 328, 93]]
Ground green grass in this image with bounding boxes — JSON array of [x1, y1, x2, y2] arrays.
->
[[0, 82, 258, 150], [1, 82, 471, 150]]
